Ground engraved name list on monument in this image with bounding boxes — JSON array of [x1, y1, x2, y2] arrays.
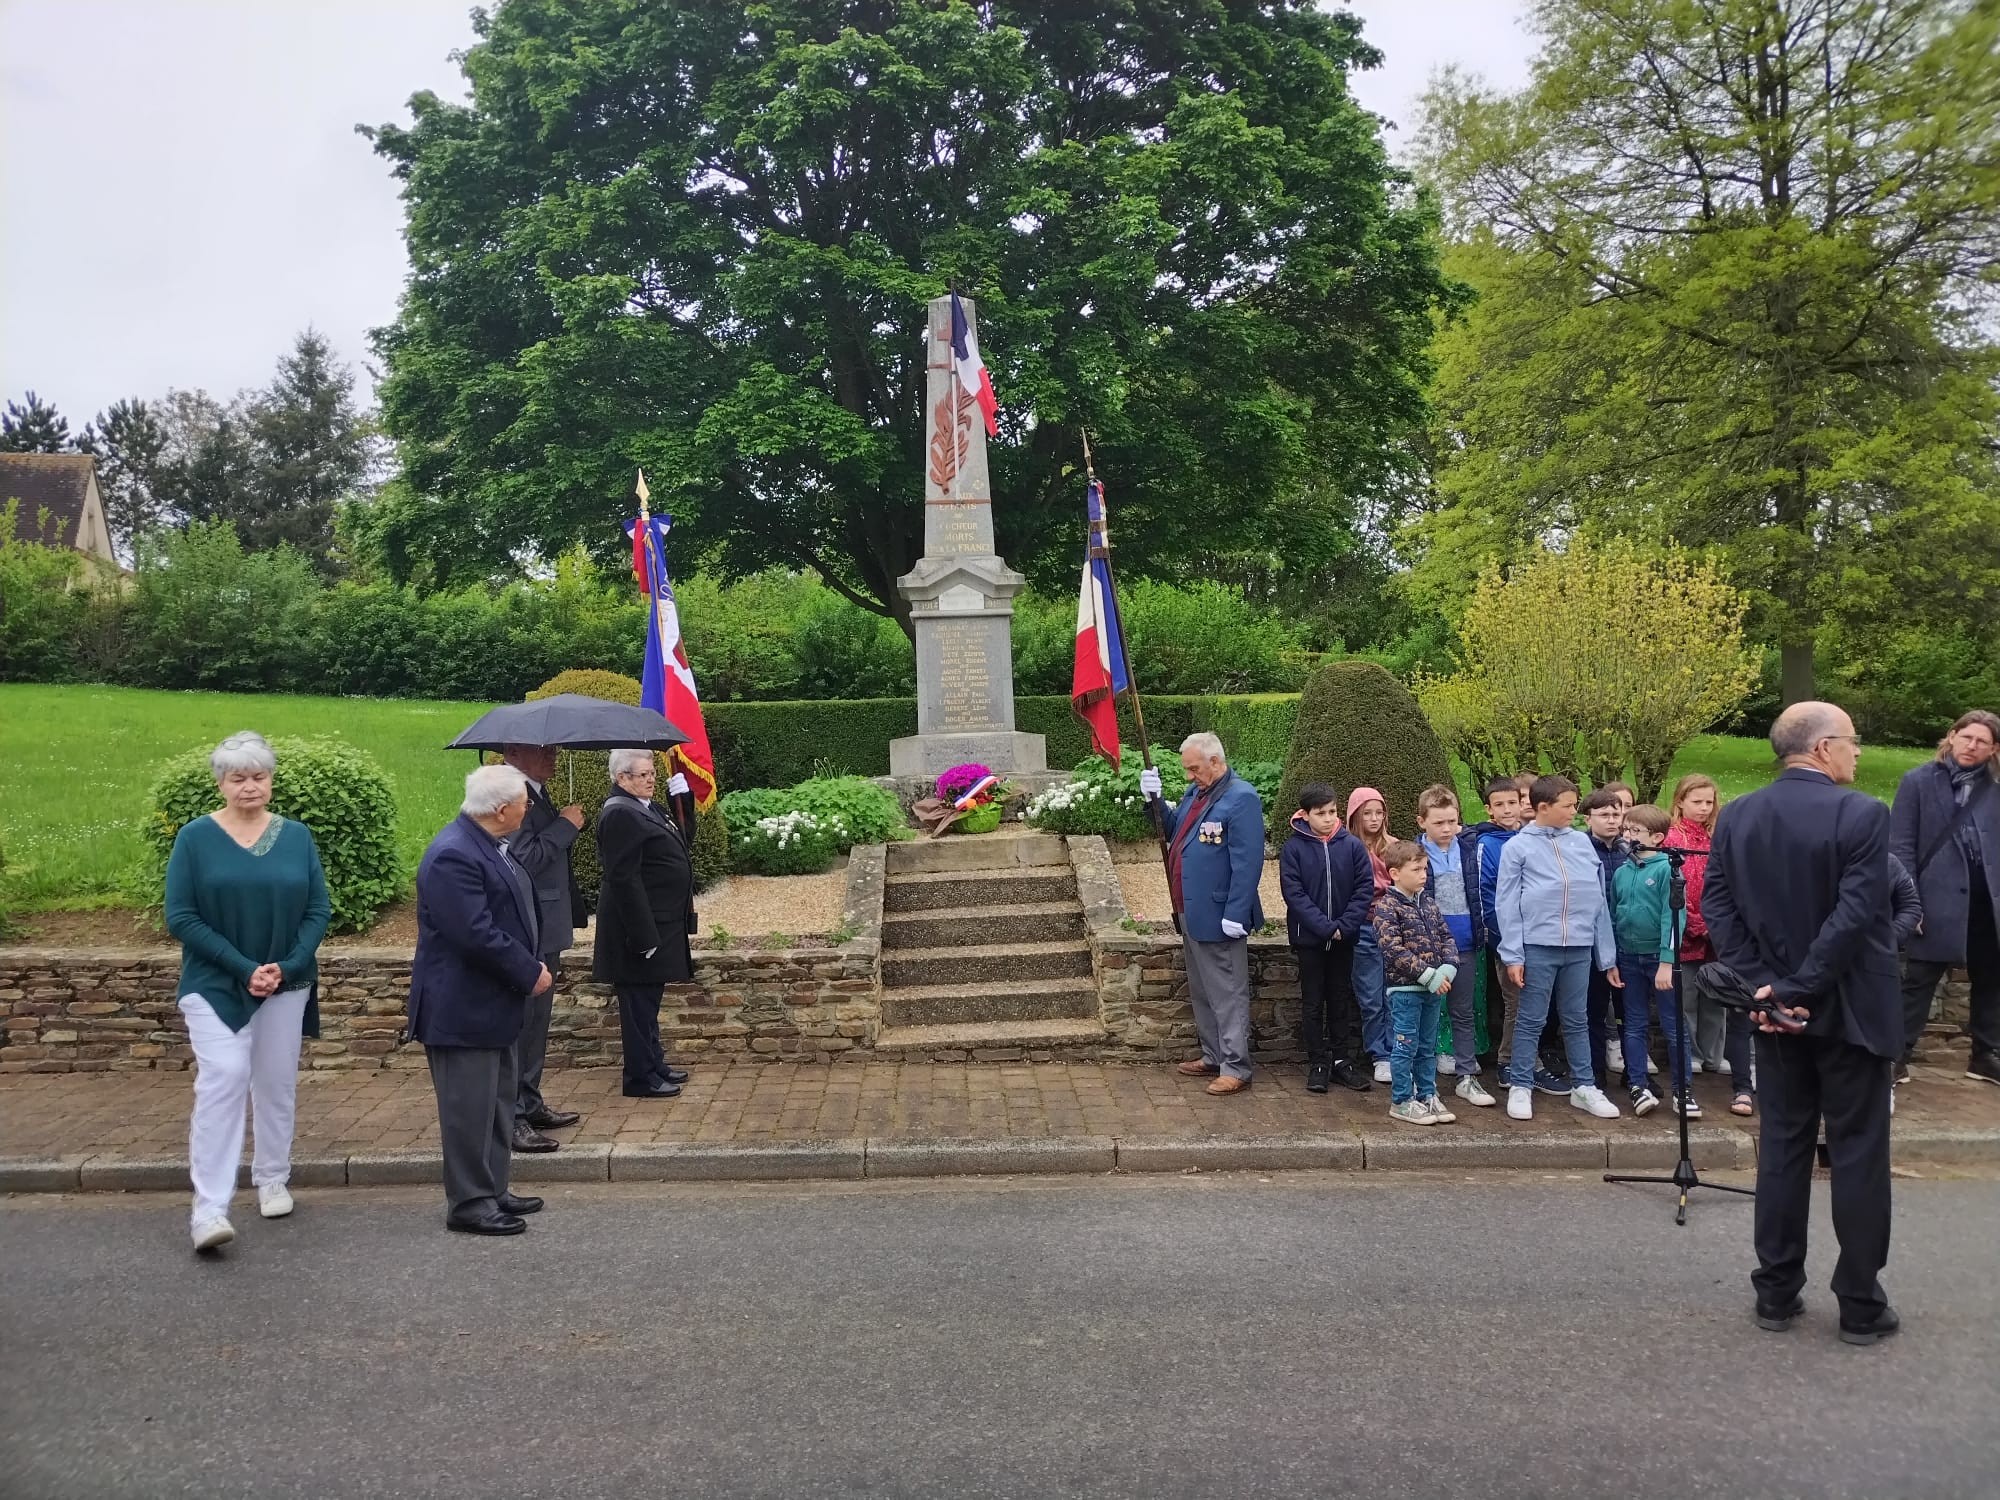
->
[[932, 618, 995, 731]]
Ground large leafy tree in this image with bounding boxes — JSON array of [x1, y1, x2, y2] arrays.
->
[[364, 0, 1457, 628], [1415, 0, 2000, 701]]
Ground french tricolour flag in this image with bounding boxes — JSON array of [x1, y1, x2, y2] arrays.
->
[[1071, 480, 1129, 762], [950, 291, 999, 437], [626, 487, 717, 811]]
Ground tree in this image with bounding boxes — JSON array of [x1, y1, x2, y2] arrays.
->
[[243, 329, 378, 560], [364, 0, 1459, 631], [0, 391, 71, 453], [76, 398, 172, 552], [1420, 539, 1760, 802], [1415, 0, 2000, 702], [1278, 659, 1452, 834]]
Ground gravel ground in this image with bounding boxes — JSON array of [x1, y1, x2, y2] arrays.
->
[[1118, 856, 1286, 924], [693, 868, 848, 940]]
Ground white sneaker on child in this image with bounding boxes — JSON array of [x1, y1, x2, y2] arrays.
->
[[1570, 1085, 1621, 1119], [1507, 1086, 1533, 1120], [1373, 1059, 1393, 1085], [1455, 1075, 1496, 1108], [1388, 1099, 1436, 1126], [1606, 1039, 1625, 1075], [258, 1183, 294, 1219], [191, 1217, 235, 1252], [1421, 1095, 1458, 1125]]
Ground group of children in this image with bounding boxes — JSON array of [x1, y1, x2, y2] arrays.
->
[[1280, 770, 1757, 1127]]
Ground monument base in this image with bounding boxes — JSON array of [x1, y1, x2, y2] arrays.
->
[[888, 730, 1048, 779]]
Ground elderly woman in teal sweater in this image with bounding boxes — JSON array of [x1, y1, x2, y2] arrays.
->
[[165, 731, 330, 1253]]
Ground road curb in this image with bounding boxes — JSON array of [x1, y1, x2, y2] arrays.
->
[[5, 1125, 1996, 1195]]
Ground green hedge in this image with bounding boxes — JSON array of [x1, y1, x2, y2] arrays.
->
[[701, 694, 1301, 789]]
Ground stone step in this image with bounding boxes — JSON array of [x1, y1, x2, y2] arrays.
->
[[882, 939, 1094, 990], [872, 1016, 1110, 1057], [883, 977, 1099, 1029], [880, 901, 1085, 949], [883, 867, 1078, 913], [885, 833, 1069, 876]]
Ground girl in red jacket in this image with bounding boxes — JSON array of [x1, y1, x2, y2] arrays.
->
[[1665, 774, 1752, 1114]]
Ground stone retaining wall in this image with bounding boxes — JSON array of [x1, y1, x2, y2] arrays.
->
[[0, 847, 889, 1075]]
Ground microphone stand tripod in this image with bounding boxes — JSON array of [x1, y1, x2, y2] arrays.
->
[[1603, 848, 1756, 1225]]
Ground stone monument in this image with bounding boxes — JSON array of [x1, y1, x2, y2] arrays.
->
[[888, 294, 1049, 780]]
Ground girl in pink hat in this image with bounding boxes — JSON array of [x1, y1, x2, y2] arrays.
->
[[1347, 787, 1399, 1081]]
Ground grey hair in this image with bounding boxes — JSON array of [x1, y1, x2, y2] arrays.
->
[[1179, 731, 1227, 764], [210, 731, 276, 779], [608, 748, 655, 781], [461, 763, 530, 817], [1770, 701, 1851, 760]]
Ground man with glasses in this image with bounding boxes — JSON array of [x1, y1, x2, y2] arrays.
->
[[1703, 702, 1902, 1345]]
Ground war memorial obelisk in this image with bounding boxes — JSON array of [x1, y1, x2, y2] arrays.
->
[[887, 295, 1049, 779]]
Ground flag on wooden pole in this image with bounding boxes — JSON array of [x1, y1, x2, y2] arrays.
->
[[1070, 478, 1130, 761], [626, 478, 717, 810]]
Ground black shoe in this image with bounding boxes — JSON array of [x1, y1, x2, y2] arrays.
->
[[1305, 1062, 1331, 1094], [511, 1125, 560, 1153], [496, 1193, 543, 1216], [1330, 1060, 1372, 1093], [1839, 1306, 1901, 1345], [525, 1106, 581, 1130], [1967, 1050, 2000, 1087], [623, 1078, 682, 1098], [658, 1066, 690, 1086], [1531, 1067, 1570, 1096], [1755, 1295, 1805, 1332], [447, 1211, 526, 1236]]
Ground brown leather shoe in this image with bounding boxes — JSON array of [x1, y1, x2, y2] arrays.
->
[[1177, 1059, 1221, 1077], [1206, 1074, 1251, 1095]]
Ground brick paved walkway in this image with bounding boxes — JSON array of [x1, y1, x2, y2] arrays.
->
[[5, 1057, 1997, 1168]]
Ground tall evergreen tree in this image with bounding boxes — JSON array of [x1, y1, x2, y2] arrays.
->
[[243, 329, 375, 560], [0, 391, 71, 453], [77, 398, 172, 552]]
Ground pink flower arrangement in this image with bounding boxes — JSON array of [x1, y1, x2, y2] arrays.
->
[[936, 763, 997, 804]]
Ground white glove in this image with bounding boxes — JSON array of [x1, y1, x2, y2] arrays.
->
[[1220, 918, 1247, 940], [667, 772, 690, 797], [1139, 767, 1163, 800], [643, 946, 657, 959]]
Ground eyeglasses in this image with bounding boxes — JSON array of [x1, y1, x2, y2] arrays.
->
[[1821, 734, 1862, 749]]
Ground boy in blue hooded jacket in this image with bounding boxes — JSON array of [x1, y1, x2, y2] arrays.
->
[[1279, 782, 1376, 1095]]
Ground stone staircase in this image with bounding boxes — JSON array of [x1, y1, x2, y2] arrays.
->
[[873, 832, 1107, 1058]]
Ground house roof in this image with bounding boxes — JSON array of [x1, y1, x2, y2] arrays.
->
[[0, 452, 98, 549]]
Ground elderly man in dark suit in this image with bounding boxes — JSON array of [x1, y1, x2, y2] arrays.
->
[[409, 764, 554, 1236], [1703, 701, 1901, 1345], [1888, 709, 2000, 1088], [594, 749, 695, 1098], [498, 743, 587, 1153]]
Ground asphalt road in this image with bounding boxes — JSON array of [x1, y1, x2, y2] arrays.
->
[[4, 1170, 1996, 1500]]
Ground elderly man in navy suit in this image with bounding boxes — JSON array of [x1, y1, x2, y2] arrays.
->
[[409, 764, 554, 1236], [1141, 732, 1267, 1095], [1703, 701, 1902, 1345]]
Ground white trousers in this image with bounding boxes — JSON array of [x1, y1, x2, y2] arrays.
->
[[179, 988, 309, 1225]]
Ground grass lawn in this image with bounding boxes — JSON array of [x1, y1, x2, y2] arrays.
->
[[0, 684, 493, 909]]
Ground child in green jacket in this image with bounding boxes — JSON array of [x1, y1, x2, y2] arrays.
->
[[1610, 805, 1695, 1117]]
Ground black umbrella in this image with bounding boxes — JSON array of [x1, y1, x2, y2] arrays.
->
[[447, 695, 691, 752]]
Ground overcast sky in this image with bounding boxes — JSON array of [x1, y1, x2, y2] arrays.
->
[[0, 1, 1535, 426]]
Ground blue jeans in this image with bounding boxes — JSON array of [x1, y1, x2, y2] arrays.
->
[[1507, 944, 1595, 1092], [1618, 954, 1691, 1097], [1389, 985, 1442, 1105], [1353, 924, 1391, 1062]]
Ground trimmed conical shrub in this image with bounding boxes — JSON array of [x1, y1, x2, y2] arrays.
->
[[1277, 660, 1453, 833], [526, 670, 729, 897]]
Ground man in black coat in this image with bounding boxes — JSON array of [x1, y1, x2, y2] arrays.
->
[[593, 749, 694, 1099], [499, 744, 587, 1152], [408, 765, 554, 1236], [1887, 710, 2000, 1087], [1703, 701, 1901, 1345]]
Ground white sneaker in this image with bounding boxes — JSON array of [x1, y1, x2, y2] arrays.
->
[[1373, 1059, 1393, 1085], [191, 1217, 235, 1252], [1606, 1039, 1625, 1075], [1455, 1074, 1496, 1108], [1715, 1059, 1732, 1076], [258, 1184, 294, 1220], [1388, 1099, 1437, 1126], [1507, 1085, 1533, 1120], [1647, 1056, 1658, 1074], [1691, 1059, 1705, 1073], [1421, 1095, 1458, 1125], [1631, 1087, 1660, 1117], [1570, 1085, 1621, 1119]]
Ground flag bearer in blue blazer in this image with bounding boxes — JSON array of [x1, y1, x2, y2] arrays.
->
[[1141, 733, 1267, 1095]]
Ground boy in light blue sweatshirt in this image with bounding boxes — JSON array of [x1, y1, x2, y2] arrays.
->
[[1494, 775, 1623, 1122]]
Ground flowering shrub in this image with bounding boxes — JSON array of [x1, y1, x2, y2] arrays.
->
[[1023, 747, 1185, 842], [732, 810, 846, 875]]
